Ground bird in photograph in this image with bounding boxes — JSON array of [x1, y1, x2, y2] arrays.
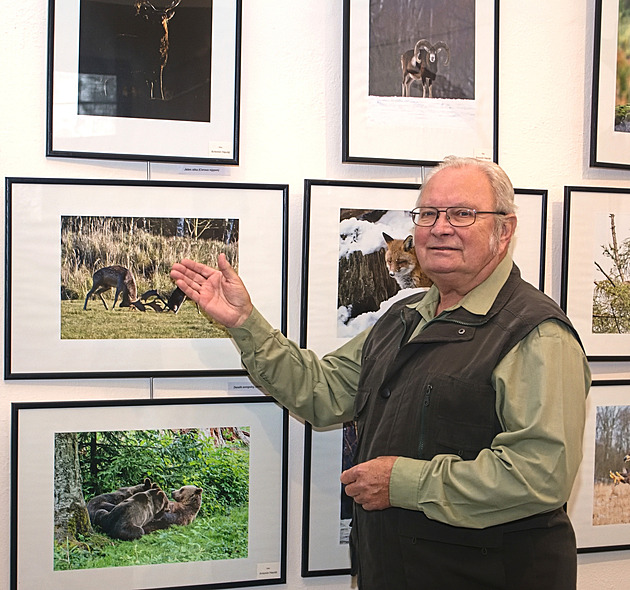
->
[[609, 454, 630, 486]]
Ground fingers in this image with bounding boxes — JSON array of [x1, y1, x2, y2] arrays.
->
[[339, 466, 356, 486], [171, 258, 212, 281], [339, 457, 397, 512]]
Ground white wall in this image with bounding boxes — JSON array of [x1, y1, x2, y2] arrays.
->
[[0, 1, 628, 588]]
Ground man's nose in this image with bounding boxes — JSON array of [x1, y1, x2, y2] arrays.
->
[[431, 211, 454, 233]]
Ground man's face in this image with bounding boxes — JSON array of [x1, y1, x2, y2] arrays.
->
[[414, 166, 515, 290]]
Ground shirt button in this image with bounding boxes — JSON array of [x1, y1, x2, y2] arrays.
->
[[380, 387, 391, 399]]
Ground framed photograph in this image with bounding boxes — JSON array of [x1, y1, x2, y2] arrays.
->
[[342, 0, 499, 166], [561, 186, 630, 360], [11, 396, 288, 589], [46, 0, 241, 164], [299, 179, 547, 576], [513, 188, 548, 292], [590, 0, 630, 169], [567, 380, 630, 552], [5, 177, 287, 379]]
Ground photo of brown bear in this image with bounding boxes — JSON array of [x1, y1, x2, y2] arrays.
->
[[144, 485, 203, 533], [55, 426, 250, 571], [92, 486, 169, 541], [86, 477, 154, 523]]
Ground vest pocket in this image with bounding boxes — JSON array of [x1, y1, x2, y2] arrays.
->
[[434, 422, 496, 460]]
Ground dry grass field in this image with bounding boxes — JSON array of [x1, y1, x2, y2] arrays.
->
[[592, 482, 630, 526]]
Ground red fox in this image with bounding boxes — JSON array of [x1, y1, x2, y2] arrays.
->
[[382, 232, 432, 289]]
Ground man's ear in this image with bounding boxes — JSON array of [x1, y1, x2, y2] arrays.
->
[[501, 214, 517, 242]]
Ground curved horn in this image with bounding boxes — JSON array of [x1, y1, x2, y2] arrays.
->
[[414, 39, 432, 55], [434, 42, 451, 65]]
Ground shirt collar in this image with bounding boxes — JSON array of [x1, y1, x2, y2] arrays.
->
[[411, 255, 513, 321]]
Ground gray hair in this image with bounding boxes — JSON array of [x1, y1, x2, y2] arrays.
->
[[417, 156, 517, 251]]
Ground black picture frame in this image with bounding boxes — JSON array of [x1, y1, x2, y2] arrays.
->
[[590, 0, 630, 169], [342, 0, 500, 166], [5, 177, 288, 379], [561, 185, 630, 360], [299, 179, 548, 576], [46, 0, 241, 164], [10, 396, 288, 589], [567, 380, 630, 553]]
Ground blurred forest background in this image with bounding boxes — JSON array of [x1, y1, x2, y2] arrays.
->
[[616, 0, 630, 130]]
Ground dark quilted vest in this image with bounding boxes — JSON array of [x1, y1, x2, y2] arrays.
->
[[350, 264, 582, 583]]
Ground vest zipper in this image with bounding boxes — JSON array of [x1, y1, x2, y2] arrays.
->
[[418, 383, 432, 457], [399, 309, 407, 349]]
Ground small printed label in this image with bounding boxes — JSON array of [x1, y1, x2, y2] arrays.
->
[[257, 562, 280, 579], [208, 142, 232, 156], [473, 147, 493, 161], [178, 165, 227, 175], [228, 382, 259, 393]]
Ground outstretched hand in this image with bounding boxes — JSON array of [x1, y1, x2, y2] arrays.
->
[[170, 254, 253, 328]]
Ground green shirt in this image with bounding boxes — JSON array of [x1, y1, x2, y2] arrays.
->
[[229, 256, 591, 528]]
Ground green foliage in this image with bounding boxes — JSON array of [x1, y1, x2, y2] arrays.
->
[[593, 279, 630, 333], [199, 447, 250, 510], [53, 506, 248, 570], [618, 9, 630, 106], [593, 230, 630, 333], [78, 428, 250, 518], [616, 104, 630, 127]]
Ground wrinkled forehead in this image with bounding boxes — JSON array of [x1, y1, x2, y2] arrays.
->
[[417, 166, 495, 209]]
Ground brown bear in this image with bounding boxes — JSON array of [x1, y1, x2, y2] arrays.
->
[[87, 478, 154, 525], [144, 485, 203, 533], [93, 487, 169, 541]]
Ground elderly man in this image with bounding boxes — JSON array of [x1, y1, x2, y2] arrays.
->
[[171, 157, 590, 590]]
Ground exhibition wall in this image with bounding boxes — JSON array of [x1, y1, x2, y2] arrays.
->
[[1, 0, 629, 588]]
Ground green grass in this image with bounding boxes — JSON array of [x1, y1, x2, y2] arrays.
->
[[61, 299, 230, 340], [54, 506, 248, 571]]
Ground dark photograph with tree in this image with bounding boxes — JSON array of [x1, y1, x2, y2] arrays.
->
[[61, 215, 238, 340], [591, 404, 630, 526], [54, 425, 250, 571], [78, 0, 213, 122]]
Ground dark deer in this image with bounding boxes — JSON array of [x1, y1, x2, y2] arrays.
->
[[166, 286, 187, 313], [134, 0, 182, 100], [135, 286, 191, 313], [83, 265, 138, 310]]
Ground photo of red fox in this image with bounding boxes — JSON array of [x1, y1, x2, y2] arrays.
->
[[382, 232, 433, 289]]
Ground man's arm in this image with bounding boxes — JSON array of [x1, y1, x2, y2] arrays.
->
[[229, 306, 366, 427], [387, 320, 591, 528]]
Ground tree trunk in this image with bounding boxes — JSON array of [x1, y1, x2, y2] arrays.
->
[[54, 433, 92, 543]]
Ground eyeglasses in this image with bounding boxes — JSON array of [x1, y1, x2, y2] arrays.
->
[[410, 207, 507, 227]]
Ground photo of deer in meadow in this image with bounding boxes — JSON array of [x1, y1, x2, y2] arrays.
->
[[592, 404, 630, 526], [61, 215, 238, 340]]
